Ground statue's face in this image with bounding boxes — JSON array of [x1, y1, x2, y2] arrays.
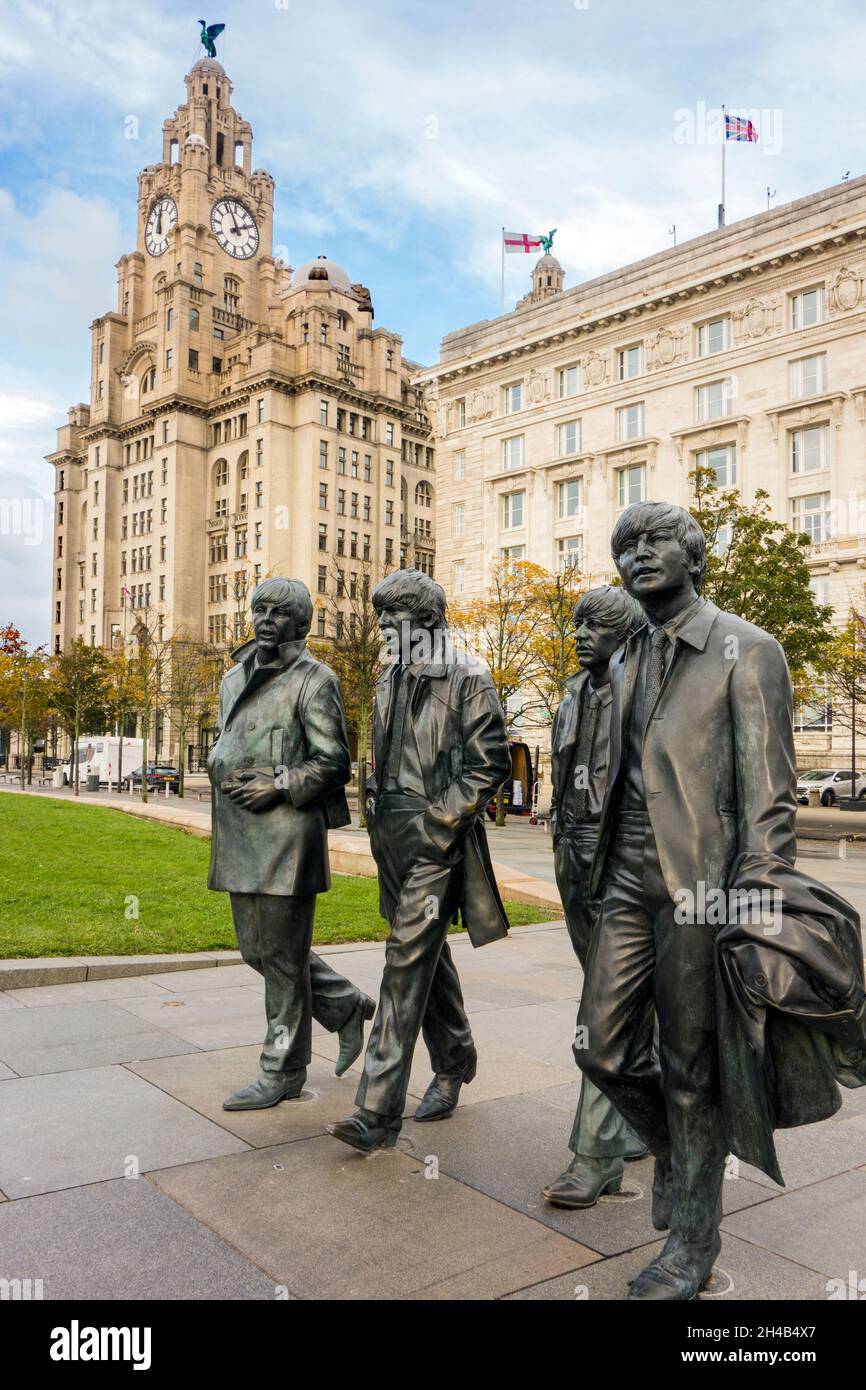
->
[[252, 595, 298, 655], [378, 604, 436, 663], [616, 524, 694, 601], [574, 610, 625, 675]]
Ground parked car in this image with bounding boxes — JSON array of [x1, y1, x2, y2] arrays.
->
[[796, 768, 866, 806], [124, 763, 181, 794]]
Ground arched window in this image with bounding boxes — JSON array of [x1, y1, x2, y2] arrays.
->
[[141, 366, 156, 394], [224, 276, 239, 312], [415, 481, 432, 507], [214, 458, 229, 489], [237, 450, 249, 481], [189, 308, 199, 331]]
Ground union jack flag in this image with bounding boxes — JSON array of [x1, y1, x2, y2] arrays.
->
[[725, 114, 758, 143]]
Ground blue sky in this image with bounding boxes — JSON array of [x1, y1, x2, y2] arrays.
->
[[3, 0, 866, 646]]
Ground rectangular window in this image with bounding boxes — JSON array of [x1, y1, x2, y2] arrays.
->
[[557, 478, 583, 519], [453, 450, 465, 480], [385, 459, 394, 487], [696, 317, 731, 357], [319, 440, 329, 469], [255, 439, 263, 466], [165, 350, 173, 370], [502, 491, 525, 529], [257, 398, 264, 423], [319, 482, 328, 510], [502, 435, 524, 471], [453, 559, 465, 595], [791, 287, 825, 329], [792, 492, 831, 543], [695, 379, 733, 422], [320, 399, 329, 425], [558, 364, 579, 398], [557, 420, 581, 457], [557, 535, 584, 572], [188, 349, 199, 370], [385, 500, 394, 526], [385, 422, 395, 445], [453, 502, 465, 536], [503, 381, 523, 414], [617, 463, 645, 507], [791, 424, 828, 473], [616, 402, 645, 441], [617, 344, 643, 381], [695, 444, 737, 487], [455, 398, 466, 427], [318, 523, 328, 551], [790, 353, 827, 399]]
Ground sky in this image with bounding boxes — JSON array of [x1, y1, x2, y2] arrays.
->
[[3, 0, 866, 648]]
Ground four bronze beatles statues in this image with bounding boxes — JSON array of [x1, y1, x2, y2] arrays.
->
[[208, 501, 866, 1301]]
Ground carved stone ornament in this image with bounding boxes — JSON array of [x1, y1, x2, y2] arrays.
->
[[466, 387, 494, 422], [583, 350, 608, 387], [829, 266, 862, 313], [647, 326, 686, 370], [527, 368, 550, 404], [734, 295, 780, 341]]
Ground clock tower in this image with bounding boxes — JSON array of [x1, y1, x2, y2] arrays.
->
[[47, 55, 435, 769]]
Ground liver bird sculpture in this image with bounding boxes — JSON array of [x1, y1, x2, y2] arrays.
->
[[539, 228, 557, 253], [198, 20, 225, 58]]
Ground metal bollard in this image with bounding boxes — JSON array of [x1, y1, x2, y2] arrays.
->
[[839, 837, 848, 860]]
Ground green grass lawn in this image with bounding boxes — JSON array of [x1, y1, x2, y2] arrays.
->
[[0, 796, 558, 958]]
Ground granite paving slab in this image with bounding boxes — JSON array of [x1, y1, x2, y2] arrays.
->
[[0, 993, 25, 1011], [0, 1064, 250, 1197], [400, 1085, 777, 1257], [0, 1061, 18, 1080], [114, 986, 272, 1051], [505, 1232, 832, 1301], [5, 977, 178, 1008], [143, 963, 262, 992], [0, 1000, 201, 1075], [150, 1136, 597, 1300], [126, 1045, 402, 1146], [312, 1032, 576, 1106], [721, 1169, 866, 1281], [738, 1112, 866, 1192], [0, 1178, 279, 1299]]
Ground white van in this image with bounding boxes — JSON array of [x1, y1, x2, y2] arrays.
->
[[64, 736, 144, 788]]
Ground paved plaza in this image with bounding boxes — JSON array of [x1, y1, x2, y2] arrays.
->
[[1, 888, 865, 1299]]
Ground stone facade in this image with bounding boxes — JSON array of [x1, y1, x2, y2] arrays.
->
[[47, 59, 434, 761], [418, 180, 866, 764]]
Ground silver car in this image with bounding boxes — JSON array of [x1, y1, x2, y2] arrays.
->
[[796, 768, 866, 806]]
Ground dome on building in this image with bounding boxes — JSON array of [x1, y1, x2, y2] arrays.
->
[[534, 252, 562, 273], [290, 256, 353, 292], [189, 57, 227, 78]]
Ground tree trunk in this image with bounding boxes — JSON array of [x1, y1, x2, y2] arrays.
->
[[73, 714, 80, 796], [141, 712, 149, 803], [117, 728, 124, 791], [177, 719, 186, 797]]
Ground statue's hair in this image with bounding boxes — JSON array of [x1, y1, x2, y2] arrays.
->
[[250, 577, 313, 638], [371, 569, 447, 623], [574, 585, 645, 640], [610, 501, 707, 595]]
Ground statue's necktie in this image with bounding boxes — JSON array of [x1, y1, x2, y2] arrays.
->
[[384, 665, 409, 780], [645, 626, 669, 714], [572, 686, 599, 821]]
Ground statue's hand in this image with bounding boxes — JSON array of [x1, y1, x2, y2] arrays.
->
[[223, 769, 282, 812]]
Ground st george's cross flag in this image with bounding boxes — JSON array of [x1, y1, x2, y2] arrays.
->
[[725, 114, 759, 142], [504, 231, 544, 254]]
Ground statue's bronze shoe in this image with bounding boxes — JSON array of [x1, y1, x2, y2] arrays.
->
[[627, 1234, 721, 1301], [223, 1070, 306, 1111], [335, 994, 375, 1077], [413, 1050, 478, 1122], [327, 1109, 401, 1152], [541, 1156, 624, 1209]]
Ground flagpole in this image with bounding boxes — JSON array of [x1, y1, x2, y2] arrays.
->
[[500, 227, 505, 314], [719, 104, 726, 228]]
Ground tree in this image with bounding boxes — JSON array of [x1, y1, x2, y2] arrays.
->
[[165, 635, 221, 796], [0, 643, 51, 788], [690, 466, 833, 682], [106, 645, 143, 789], [129, 613, 167, 802], [310, 558, 387, 826], [450, 559, 544, 825], [523, 561, 587, 726], [817, 611, 866, 779], [0, 624, 26, 769], [47, 642, 112, 795]]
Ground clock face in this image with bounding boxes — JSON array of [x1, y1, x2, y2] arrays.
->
[[210, 198, 259, 260], [144, 197, 177, 256]]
